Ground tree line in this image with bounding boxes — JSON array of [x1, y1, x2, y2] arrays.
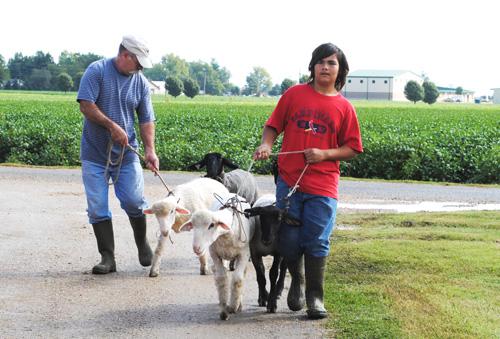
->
[[0, 51, 302, 97]]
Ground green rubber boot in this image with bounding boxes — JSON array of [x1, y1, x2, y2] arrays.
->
[[305, 254, 328, 319], [129, 215, 153, 267], [92, 220, 116, 274], [286, 255, 305, 311]]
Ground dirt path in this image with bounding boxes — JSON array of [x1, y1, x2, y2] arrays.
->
[[1, 166, 498, 338], [0, 167, 327, 338]]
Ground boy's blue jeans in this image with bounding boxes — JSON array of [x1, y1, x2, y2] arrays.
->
[[276, 176, 337, 259], [82, 160, 147, 224]]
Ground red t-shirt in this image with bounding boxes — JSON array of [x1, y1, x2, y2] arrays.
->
[[266, 84, 363, 199]]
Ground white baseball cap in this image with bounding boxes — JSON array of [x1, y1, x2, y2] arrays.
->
[[121, 35, 153, 69]]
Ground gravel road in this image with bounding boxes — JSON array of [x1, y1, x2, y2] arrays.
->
[[0, 167, 327, 339], [1, 166, 498, 338]]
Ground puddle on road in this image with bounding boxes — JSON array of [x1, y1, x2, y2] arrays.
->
[[339, 201, 500, 213]]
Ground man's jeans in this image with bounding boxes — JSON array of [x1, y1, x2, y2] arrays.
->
[[82, 160, 147, 224]]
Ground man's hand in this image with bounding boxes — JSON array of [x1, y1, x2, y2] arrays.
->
[[109, 124, 128, 147], [144, 150, 159, 173]]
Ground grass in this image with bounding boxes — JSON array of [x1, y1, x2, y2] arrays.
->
[[326, 211, 500, 338]]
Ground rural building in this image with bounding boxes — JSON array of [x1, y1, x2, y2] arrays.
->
[[148, 80, 165, 95], [342, 70, 423, 101], [492, 88, 500, 104], [437, 86, 474, 103]]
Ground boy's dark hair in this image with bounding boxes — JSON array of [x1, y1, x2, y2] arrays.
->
[[308, 43, 349, 91]]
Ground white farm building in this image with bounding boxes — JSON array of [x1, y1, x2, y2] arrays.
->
[[148, 80, 166, 95], [342, 70, 423, 101], [492, 88, 500, 104]]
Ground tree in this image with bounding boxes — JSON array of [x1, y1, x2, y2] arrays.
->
[[188, 60, 226, 95], [229, 85, 240, 96], [8, 53, 29, 80], [162, 53, 189, 79], [245, 66, 272, 96], [404, 81, 423, 103], [210, 59, 231, 93], [165, 76, 183, 97], [58, 51, 102, 88], [0, 55, 10, 82], [29, 69, 52, 90], [183, 77, 200, 98], [143, 63, 167, 81], [56, 73, 73, 92], [268, 84, 281, 96], [299, 74, 309, 84], [281, 78, 296, 94], [423, 81, 439, 104], [455, 86, 463, 95], [73, 71, 84, 91]]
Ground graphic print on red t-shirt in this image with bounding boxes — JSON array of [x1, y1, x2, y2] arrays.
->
[[266, 84, 363, 199]]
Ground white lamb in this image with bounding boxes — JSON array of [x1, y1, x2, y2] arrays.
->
[[179, 193, 255, 320], [144, 177, 229, 277]]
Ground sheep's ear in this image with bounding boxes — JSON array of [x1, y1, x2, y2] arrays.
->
[[222, 157, 239, 169], [283, 214, 301, 226], [178, 221, 193, 232], [175, 207, 191, 215], [217, 221, 231, 230], [143, 208, 154, 215], [187, 159, 206, 171], [244, 207, 261, 217]]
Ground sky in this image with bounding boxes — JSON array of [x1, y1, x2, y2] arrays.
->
[[2, 0, 499, 96]]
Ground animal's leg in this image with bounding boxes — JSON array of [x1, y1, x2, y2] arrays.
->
[[229, 253, 249, 314], [251, 250, 268, 307], [276, 257, 287, 299], [199, 253, 209, 275], [149, 232, 169, 277], [267, 256, 281, 313], [213, 255, 229, 320]]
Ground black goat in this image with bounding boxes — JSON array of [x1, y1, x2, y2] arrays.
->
[[244, 195, 301, 313], [187, 152, 239, 182], [187, 153, 259, 205]]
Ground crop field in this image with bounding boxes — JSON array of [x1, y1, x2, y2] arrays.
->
[[0, 91, 498, 183]]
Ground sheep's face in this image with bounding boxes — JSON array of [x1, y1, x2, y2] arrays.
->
[[143, 197, 190, 236], [204, 153, 224, 180], [245, 205, 301, 246], [185, 210, 231, 257], [245, 205, 282, 245]]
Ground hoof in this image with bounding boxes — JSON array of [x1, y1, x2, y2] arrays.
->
[[227, 302, 242, 314], [258, 299, 267, 307], [267, 306, 277, 313], [220, 311, 229, 320], [267, 298, 277, 313], [149, 270, 159, 278]]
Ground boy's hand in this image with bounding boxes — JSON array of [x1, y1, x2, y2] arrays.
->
[[253, 144, 272, 160]]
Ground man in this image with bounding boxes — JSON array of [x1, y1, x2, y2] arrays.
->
[[77, 35, 159, 274]]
